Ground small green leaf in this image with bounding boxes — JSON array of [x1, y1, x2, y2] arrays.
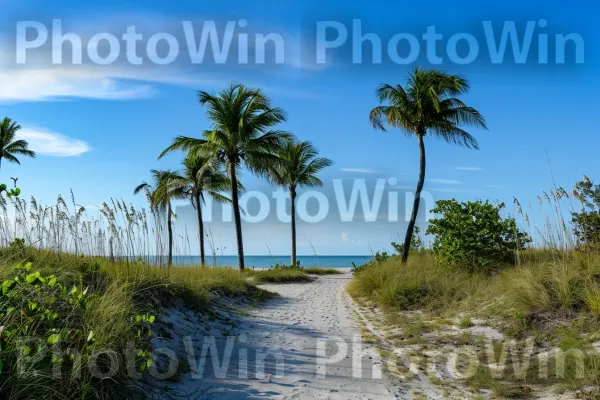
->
[[47, 334, 60, 345], [148, 315, 155, 324]]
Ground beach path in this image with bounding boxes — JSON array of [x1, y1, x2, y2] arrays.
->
[[158, 270, 404, 399]]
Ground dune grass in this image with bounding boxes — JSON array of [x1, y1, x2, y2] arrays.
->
[[348, 249, 600, 395], [247, 267, 313, 283], [304, 267, 344, 275], [0, 247, 264, 400]]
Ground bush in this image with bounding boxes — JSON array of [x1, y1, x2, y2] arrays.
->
[[572, 176, 600, 248], [0, 249, 261, 400], [0, 261, 154, 399], [247, 264, 313, 283], [304, 267, 343, 275], [391, 226, 424, 254], [348, 252, 483, 311], [426, 199, 531, 273]]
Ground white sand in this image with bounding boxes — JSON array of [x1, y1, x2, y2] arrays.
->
[[152, 271, 405, 399]]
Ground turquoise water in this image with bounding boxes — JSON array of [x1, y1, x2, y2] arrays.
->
[[171, 255, 373, 268]]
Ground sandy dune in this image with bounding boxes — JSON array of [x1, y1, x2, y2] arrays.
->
[[153, 271, 406, 399]]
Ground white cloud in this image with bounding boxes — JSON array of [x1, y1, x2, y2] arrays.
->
[[0, 14, 326, 103], [427, 178, 463, 185], [342, 232, 363, 245], [0, 68, 158, 102], [340, 168, 380, 174], [17, 128, 91, 157], [455, 167, 483, 171]]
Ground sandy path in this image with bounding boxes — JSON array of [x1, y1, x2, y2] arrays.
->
[[156, 271, 402, 399]]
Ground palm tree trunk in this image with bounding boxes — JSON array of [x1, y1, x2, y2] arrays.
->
[[195, 193, 206, 266], [230, 162, 245, 271], [290, 187, 297, 267], [402, 134, 426, 264], [167, 202, 173, 267]]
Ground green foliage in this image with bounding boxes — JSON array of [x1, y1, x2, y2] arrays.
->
[[348, 252, 480, 311], [391, 226, 424, 254], [0, 118, 36, 168], [159, 84, 292, 271], [304, 267, 343, 275], [0, 262, 155, 398], [426, 199, 531, 273], [248, 263, 313, 283], [351, 251, 393, 275], [572, 176, 600, 247], [0, 184, 20, 199]]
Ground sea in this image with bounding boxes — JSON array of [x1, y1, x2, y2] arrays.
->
[[170, 255, 373, 268]]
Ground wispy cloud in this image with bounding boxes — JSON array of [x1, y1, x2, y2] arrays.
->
[[17, 127, 91, 157], [0, 14, 328, 103], [427, 178, 463, 185], [455, 167, 483, 171], [0, 68, 155, 102], [342, 232, 363, 245], [340, 168, 380, 174]]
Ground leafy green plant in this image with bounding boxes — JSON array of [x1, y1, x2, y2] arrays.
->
[[391, 226, 424, 255], [0, 184, 20, 199], [351, 251, 394, 275], [0, 262, 155, 399], [572, 176, 600, 248], [426, 199, 531, 273]]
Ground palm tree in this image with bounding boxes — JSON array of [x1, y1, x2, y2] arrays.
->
[[160, 84, 291, 271], [0, 118, 35, 170], [134, 169, 185, 266], [370, 68, 487, 264], [269, 140, 332, 266], [169, 155, 233, 266]]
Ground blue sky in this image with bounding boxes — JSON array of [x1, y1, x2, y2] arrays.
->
[[0, 0, 595, 255]]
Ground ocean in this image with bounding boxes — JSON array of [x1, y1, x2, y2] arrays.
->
[[170, 255, 373, 268]]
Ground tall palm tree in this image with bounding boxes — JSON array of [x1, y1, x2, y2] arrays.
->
[[0, 118, 35, 171], [370, 68, 487, 264], [169, 155, 233, 266], [160, 84, 291, 271], [134, 169, 185, 266], [269, 140, 332, 266]]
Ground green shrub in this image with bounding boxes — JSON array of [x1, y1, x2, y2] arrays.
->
[[247, 264, 312, 283], [0, 262, 154, 399], [391, 226, 424, 254], [304, 267, 343, 275], [427, 199, 531, 273], [572, 176, 600, 248], [348, 252, 483, 311], [351, 251, 394, 275]]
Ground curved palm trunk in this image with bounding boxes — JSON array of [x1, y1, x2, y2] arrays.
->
[[229, 162, 245, 271], [402, 134, 426, 264], [195, 192, 206, 266], [290, 187, 297, 267], [167, 202, 173, 267]]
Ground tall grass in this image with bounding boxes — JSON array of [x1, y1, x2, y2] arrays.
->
[[348, 183, 600, 393], [0, 192, 267, 399], [0, 247, 259, 400], [2, 192, 172, 266]]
